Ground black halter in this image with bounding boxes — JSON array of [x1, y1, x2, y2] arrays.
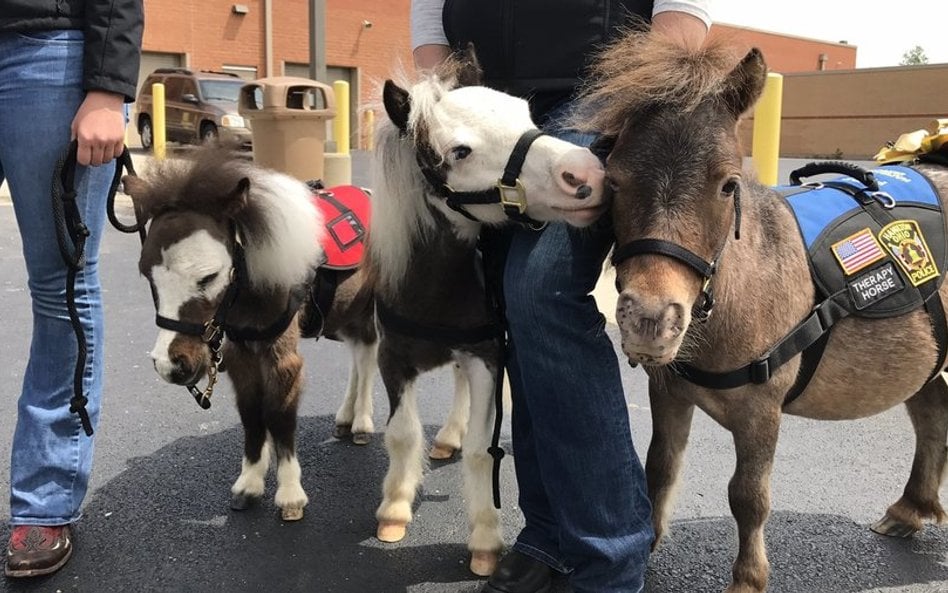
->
[[148, 225, 303, 409], [611, 184, 743, 323], [417, 128, 548, 227]]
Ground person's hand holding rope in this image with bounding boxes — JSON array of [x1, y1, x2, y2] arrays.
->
[[71, 90, 126, 167]]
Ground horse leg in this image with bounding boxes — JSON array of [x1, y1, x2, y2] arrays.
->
[[645, 377, 696, 549], [376, 363, 424, 543], [872, 376, 948, 537], [228, 365, 269, 511], [456, 354, 503, 576], [334, 338, 379, 445], [265, 348, 308, 521], [725, 407, 781, 593], [430, 363, 471, 460]]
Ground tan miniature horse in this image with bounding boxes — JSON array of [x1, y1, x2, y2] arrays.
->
[[578, 34, 948, 592]]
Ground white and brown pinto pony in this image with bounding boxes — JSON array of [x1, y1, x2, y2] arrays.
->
[[580, 33, 948, 592], [122, 150, 377, 521], [368, 53, 607, 575]]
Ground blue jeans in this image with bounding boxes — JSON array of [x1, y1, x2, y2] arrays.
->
[[0, 30, 114, 526], [503, 108, 654, 592]]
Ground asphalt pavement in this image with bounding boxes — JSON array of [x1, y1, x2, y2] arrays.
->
[[0, 151, 945, 592]]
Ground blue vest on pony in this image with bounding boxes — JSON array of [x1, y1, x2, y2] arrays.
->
[[781, 165, 947, 318]]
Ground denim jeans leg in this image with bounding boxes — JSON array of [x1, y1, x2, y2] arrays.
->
[[502, 103, 654, 592], [505, 219, 654, 593], [0, 31, 109, 525]]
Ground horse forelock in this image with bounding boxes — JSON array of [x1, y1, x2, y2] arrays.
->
[[137, 148, 322, 291], [574, 33, 741, 136]]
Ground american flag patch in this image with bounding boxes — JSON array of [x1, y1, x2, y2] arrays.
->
[[831, 228, 886, 275]]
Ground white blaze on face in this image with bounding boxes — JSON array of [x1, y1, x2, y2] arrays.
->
[[149, 230, 233, 381]]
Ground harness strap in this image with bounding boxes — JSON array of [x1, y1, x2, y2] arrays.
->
[[922, 285, 948, 384], [674, 291, 851, 390], [375, 301, 504, 344], [224, 290, 304, 342], [782, 332, 830, 407]]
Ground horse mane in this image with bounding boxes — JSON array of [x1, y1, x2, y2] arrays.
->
[[366, 63, 465, 294], [137, 147, 322, 290], [575, 33, 741, 136]]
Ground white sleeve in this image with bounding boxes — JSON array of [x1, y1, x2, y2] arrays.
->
[[411, 0, 449, 50], [653, 0, 712, 30]]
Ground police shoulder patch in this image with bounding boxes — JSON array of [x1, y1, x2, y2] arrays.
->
[[878, 219, 940, 286]]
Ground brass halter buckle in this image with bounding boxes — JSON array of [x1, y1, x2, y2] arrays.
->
[[497, 178, 528, 214]]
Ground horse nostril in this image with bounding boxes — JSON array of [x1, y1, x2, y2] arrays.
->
[[562, 171, 581, 187], [575, 184, 592, 200]]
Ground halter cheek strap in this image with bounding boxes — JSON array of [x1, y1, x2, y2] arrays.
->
[[418, 128, 549, 227]]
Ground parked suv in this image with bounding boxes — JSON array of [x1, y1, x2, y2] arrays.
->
[[135, 68, 252, 150]]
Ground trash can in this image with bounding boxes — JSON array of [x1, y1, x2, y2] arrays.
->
[[238, 77, 335, 181]]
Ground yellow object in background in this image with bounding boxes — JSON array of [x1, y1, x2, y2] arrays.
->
[[752, 73, 783, 186], [152, 82, 166, 160], [874, 118, 948, 163]]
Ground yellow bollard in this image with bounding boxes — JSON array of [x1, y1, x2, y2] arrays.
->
[[332, 80, 350, 154], [152, 82, 167, 160], [751, 72, 783, 186], [363, 108, 374, 151]]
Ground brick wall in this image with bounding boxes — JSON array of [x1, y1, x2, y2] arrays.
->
[[710, 23, 857, 73], [142, 0, 412, 145]]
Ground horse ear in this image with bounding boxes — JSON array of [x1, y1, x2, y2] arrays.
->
[[122, 174, 153, 217], [224, 177, 251, 217], [454, 43, 484, 87], [383, 79, 411, 133], [720, 48, 768, 119]]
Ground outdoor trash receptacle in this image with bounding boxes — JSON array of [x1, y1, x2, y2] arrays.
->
[[239, 77, 335, 181]]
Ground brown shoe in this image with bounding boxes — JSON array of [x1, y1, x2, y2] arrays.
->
[[5, 525, 73, 578]]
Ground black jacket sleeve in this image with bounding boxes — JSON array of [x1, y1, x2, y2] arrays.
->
[[83, 0, 144, 102]]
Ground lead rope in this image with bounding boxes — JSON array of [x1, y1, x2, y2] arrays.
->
[[52, 141, 138, 436]]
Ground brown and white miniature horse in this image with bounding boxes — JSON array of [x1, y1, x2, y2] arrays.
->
[[579, 34, 948, 592], [367, 54, 607, 575], [122, 149, 377, 521]]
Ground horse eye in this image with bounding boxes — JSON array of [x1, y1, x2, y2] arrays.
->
[[197, 272, 219, 288], [721, 179, 739, 196], [451, 145, 472, 160]]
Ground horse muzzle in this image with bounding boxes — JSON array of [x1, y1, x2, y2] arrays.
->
[[616, 291, 687, 366]]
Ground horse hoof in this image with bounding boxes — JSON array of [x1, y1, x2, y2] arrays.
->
[[429, 442, 458, 460], [230, 492, 259, 511], [377, 521, 407, 542], [352, 432, 371, 446], [870, 513, 919, 538], [333, 424, 353, 439], [281, 506, 305, 521], [469, 551, 499, 576]]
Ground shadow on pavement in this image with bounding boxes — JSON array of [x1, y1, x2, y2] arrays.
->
[[2, 416, 514, 593], [645, 512, 948, 593]]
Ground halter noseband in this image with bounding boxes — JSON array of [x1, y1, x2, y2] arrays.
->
[[417, 128, 549, 227], [150, 226, 304, 409], [611, 183, 743, 322]]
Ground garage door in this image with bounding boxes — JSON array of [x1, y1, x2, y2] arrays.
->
[[284, 63, 358, 151], [129, 52, 184, 148]]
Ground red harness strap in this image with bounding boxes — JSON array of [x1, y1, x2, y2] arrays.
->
[[311, 185, 371, 270]]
